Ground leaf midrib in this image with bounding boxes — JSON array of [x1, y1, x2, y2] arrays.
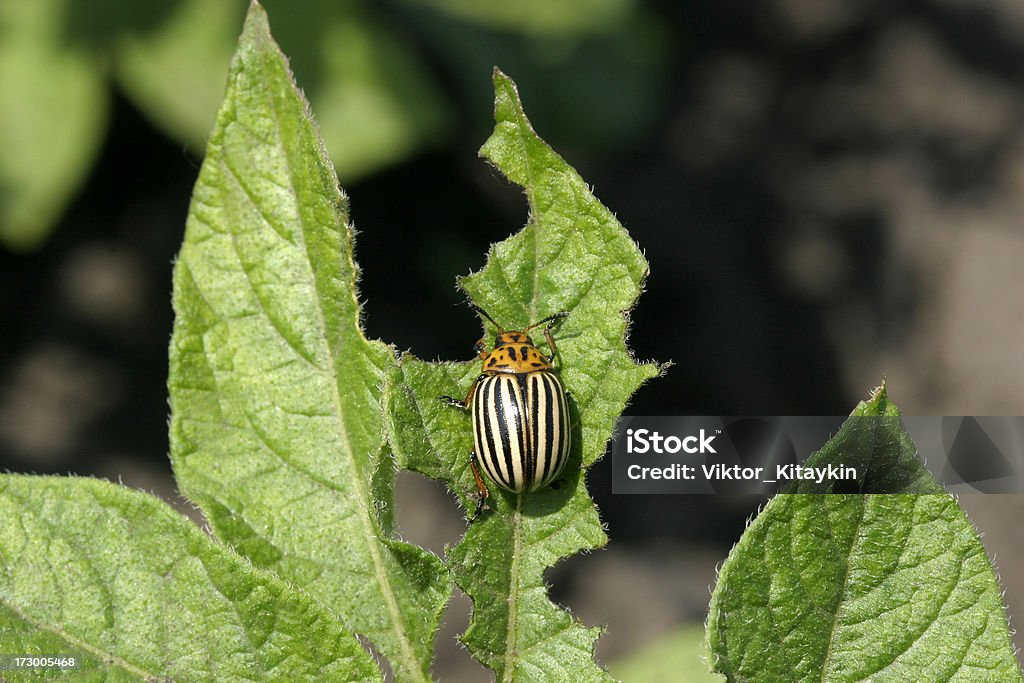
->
[[818, 498, 867, 682], [502, 494, 525, 683], [505, 88, 543, 326], [498, 84, 571, 683], [258, 49, 423, 683], [497, 91, 545, 683]]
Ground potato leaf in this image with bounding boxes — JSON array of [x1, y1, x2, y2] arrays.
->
[[707, 386, 1024, 682], [168, 4, 450, 680], [385, 69, 662, 681], [0, 475, 380, 681]]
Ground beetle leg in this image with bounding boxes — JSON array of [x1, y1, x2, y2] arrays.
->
[[440, 377, 490, 519], [469, 455, 490, 519], [543, 327, 558, 364], [530, 311, 567, 363], [438, 375, 484, 409]]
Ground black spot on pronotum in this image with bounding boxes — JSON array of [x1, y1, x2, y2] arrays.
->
[[508, 347, 518, 361], [488, 357, 496, 367], [520, 346, 529, 357], [531, 362, 542, 367]]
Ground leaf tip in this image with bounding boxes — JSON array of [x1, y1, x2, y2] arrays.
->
[[242, 0, 270, 34], [491, 66, 512, 90], [852, 377, 900, 417], [489, 67, 528, 129]]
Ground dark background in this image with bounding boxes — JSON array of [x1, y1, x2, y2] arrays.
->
[[2, 0, 1023, 678]]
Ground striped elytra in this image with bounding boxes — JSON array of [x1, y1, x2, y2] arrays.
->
[[439, 307, 571, 508], [471, 371, 570, 493]]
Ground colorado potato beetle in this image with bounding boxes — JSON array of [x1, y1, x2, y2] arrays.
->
[[440, 305, 571, 512]]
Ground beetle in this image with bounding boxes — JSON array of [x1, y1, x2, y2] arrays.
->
[[440, 305, 571, 513]]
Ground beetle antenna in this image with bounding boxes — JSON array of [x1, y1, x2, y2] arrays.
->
[[525, 311, 569, 333], [469, 303, 504, 332]]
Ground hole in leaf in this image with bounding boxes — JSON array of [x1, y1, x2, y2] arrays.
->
[[432, 588, 490, 681], [355, 634, 394, 681], [394, 469, 465, 557]]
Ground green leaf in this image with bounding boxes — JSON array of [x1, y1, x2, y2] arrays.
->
[[116, 0, 449, 180], [263, 0, 450, 182], [404, 7, 667, 151], [607, 625, 725, 683], [0, 0, 107, 252], [406, 0, 635, 35], [385, 69, 662, 681], [707, 386, 1024, 682], [115, 0, 240, 153], [0, 475, 379, 682], [167, 4, 449, 681]]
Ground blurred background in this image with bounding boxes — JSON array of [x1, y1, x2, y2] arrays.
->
[[2, 0, 1023, 678]]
